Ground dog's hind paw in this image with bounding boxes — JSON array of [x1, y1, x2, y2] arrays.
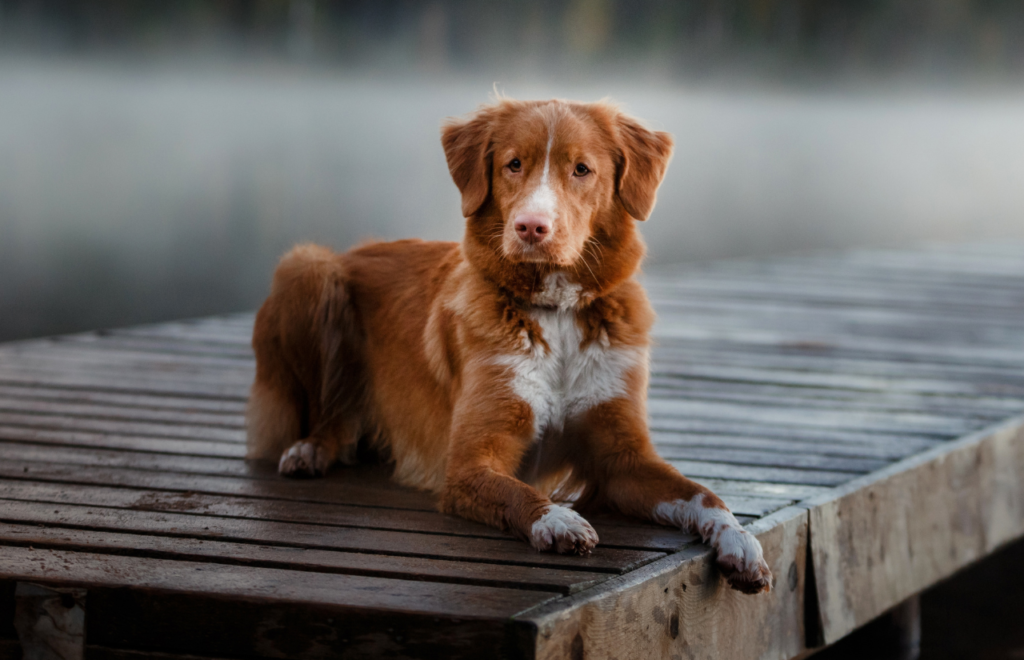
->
[[529, 505, 599, 555], [278, 441, 331, 478]]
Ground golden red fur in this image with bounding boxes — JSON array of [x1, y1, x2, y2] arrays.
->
[[247, 98, 772, 594]]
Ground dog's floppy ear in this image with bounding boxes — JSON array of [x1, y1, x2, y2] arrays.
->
[[442, 107, 495, 218], [615, 114, 674, 221]]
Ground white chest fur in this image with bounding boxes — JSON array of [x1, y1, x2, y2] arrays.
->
[[496, 307, 646, 440]]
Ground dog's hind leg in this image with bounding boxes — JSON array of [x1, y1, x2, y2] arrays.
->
[[277, 415, 361, 477], [246, 375, 302, 463], [248, 243, 364, 478], [247, 302, 308, 465]]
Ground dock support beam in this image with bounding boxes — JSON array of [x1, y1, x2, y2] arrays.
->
[[884, 595, 921, 660], [810, 595, 921, 660], [13, 583, 86, 660]]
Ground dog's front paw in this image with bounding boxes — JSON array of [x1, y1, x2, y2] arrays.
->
[[278, 441, 331, 477], [715, 526, 772, 594], [529, 505, 599, 555]]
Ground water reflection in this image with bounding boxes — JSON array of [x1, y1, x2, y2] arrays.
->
[[2, 60, 1024, 341]]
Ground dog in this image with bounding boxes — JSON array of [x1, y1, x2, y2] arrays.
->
[[246, 97, 772, 594]]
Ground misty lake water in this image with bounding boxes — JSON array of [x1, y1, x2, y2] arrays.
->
[[2, 60, 1024, 341]]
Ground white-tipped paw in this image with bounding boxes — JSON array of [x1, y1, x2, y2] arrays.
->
[[529, 505, 599, 555], [715, 526, 772, 594], [278, 441, 331, 477]]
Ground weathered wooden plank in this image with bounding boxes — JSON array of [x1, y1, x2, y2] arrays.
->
[[658, 268, 1019, 296], [1, 450, 440, 509], [657, 250, 1024, 283], [647, 267, 1024, 296], [2, 458, 779, 530], [685, 495, 792, 518], [653, 317, 1024, 357], [0, 348, 252, 372], [2, 402, 940, 458], [650, 417, 948, 447], [0, 547, 551, 659], [651, 369, 1024, 409], [0, 523, 608, 595], [648, 358, 1022, 398], [55, 332, 254, 358], [652, 321, 1024, 372], [0, 478, 693, 552], [133, 316, 253, 333], [648, 397, 976, 436], [652, 339, 1024, 381], [688, 478, 831, 501], [647, 281, 1024, 318], [2, 436, 853, 505], [0, 478, 478, 536], [0, 384, 247, 413], [0, 421, 893, 479], [0, 426, 244, 457], [657, 247, 1024, 277], [1, 403, 922, 481], [649, 296, 1024, 341], [2, 466, 710, 551], [644, 276, 1024, 314], [0, 398, 244, 427], [515, 506, 810, 660], [0, 499, 662, 573], [0, 412, 244, 443], [1, 345, 253, 370], [666, 460, 857, 486], [647, 390, 1011, 428], [648, 375, 1024, 419], [655, 445, 888, 473], [806, 416, 1024, 644], [0, 368, 246, 399], [0, 360, 253, 387], [651, 432, 935, 460], [112, 326, 251, 345]]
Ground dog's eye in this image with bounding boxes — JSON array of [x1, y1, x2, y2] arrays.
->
[[574, 163, 590, 177], [508, 158, 522, 172]]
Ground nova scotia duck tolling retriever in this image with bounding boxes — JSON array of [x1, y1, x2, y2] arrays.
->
[[247, 97, 772, 594]]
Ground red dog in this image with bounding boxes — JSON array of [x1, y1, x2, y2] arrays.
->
[[247, 98, 771, 594]]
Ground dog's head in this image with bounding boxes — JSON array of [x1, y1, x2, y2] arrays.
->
[[442, 98, 673, 292]]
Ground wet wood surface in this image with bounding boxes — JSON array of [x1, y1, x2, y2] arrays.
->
[[1, 243, 1024, 658]]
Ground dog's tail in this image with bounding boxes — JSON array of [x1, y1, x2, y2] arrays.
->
[[246, 244, 362, 461]]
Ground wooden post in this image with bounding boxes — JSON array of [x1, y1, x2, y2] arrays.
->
[[887, 595, 921, 660], [13, 583, 86, 660], [812, 595, 921, 660]]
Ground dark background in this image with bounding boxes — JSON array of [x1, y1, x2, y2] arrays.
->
[[2, 0, 1024, 342]]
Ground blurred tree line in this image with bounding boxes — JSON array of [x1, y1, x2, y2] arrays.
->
[[1, 0, 1022, 77]]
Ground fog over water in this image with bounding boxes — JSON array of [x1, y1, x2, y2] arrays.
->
[[3, 59, 1024, 341]]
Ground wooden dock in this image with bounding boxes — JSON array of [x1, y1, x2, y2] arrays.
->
[[1, 243, 1023, 659]]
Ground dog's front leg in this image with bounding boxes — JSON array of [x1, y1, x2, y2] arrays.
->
[[441, 458, 599, 555], [578, 400, 772, 593], [439, 370, 599, 555]]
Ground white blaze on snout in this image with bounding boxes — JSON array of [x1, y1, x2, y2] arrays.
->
[[519, 132, 558, 220]]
